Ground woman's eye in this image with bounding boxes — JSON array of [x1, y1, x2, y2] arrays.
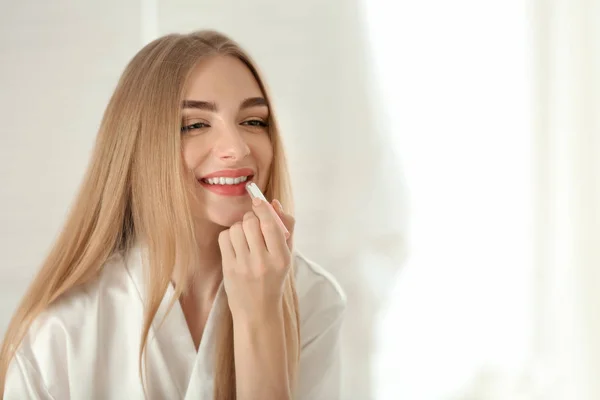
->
[[241, 119, 268, 128], [181, 122, 209, 133]]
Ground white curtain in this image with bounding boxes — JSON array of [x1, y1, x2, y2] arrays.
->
[[365, 0, 600, 398], [532, 0, 600, 398], [364, 0, 534, 398]]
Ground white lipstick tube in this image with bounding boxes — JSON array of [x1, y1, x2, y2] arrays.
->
[[245, 182, 268, 202], [245, 182, 290, 238]]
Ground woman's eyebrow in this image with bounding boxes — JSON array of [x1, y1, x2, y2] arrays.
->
[[181, 97, 267, 112], [239, 97, 267, 110], [182, 100, 217, 111]]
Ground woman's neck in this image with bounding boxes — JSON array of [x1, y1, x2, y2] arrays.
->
[[181, 220, 226, 306], [178, 221, 227, 349]]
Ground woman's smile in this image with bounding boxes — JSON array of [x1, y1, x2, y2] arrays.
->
[[198, 167, 256, 196]]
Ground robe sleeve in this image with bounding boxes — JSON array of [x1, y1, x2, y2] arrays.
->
[[296, 299, 346, 400], [4, 352, 56, 400]]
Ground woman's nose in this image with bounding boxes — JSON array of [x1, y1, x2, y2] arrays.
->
[[213, 123, 250, 161]]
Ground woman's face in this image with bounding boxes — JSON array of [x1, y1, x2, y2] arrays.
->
[[181, 55, 273, 228]]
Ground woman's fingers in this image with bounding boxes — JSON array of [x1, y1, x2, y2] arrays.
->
[[228, 221, 249, 258], [221, 198, 293, 268], [218, 229, 236, 263], [251, 198, 289, 257], [271, 199, 295, 248], [271, 200, 295, 232], [255, 198, 290, 239], [242, 211, 266, 254]]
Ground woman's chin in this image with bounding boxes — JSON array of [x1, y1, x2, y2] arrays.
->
[[209, 210, 248, 228]]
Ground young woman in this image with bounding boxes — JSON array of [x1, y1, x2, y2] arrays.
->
[[0, 30, 346, 400]]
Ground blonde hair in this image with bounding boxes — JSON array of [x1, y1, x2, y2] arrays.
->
[[0, 30, 300, 399]]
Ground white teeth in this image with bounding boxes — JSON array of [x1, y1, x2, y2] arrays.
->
[[204, 176, 250, 185]]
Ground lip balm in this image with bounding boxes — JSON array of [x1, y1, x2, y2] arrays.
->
[[245, 182, 290, 239], [245, 182, 268, 202]]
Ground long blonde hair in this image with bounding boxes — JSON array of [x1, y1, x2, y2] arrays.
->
[[0, 30, 300, 399]]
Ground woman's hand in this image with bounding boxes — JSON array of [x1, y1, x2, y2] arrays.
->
[[218, 198, 295, 321]]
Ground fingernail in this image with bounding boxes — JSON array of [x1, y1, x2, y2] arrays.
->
[[252, 197, 262, 206]]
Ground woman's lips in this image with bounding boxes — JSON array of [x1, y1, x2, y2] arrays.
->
[[200, 167, 255, 180], [199, 174, 254, 197], [198, 168, 256, 197]]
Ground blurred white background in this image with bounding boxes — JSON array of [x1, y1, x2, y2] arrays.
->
[[1, 1, 599, 399]]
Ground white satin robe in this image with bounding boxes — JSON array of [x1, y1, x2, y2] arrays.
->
[[4, 246, 346, 399]]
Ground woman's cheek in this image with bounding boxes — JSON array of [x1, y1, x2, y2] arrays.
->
[[181, 138, 206, 171]]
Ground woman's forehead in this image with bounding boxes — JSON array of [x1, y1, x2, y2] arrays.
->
[[184, 55, 264, 102]]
